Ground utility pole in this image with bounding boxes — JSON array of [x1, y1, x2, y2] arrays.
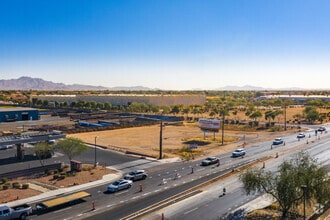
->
[[284, 103, 287, 131], [159, 120, 163, 159], [94, 136, 98, 167], [301, 185, 307, 220], [221, 108, 225, 145]]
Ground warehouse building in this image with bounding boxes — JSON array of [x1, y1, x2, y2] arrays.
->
[[0, 107, 39, 122], [31, 94, 206, 107]]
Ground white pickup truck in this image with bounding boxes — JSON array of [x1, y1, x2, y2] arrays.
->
[[0, 204, 32, 220]]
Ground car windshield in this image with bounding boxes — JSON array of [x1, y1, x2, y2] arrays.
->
[[206, 157, 213, 161], [128, 171, 135, 175], [112, 181, 121, 186], [275, 138, 281, 141]]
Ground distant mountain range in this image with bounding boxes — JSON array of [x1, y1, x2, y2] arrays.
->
[[0, 76, 309, 91], [0, 77, 154, 91]]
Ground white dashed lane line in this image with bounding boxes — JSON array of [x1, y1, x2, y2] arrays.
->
[[184, 207, 198, 215]]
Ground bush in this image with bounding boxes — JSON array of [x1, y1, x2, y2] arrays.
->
[[63, 164, 69, 169], [12, 182, 21, 189], [1, 177, 8, 184], [2, 185, 9, 190], [22, 183, 29, 189], [59, 174, 66, 179], [53, 174, 59, 179]]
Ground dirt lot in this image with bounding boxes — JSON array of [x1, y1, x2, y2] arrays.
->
[[0, 164, 117, 204], [68, 122, 300, 159]]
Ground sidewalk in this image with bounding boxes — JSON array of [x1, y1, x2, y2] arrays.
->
[[1, 173, 121, 208]]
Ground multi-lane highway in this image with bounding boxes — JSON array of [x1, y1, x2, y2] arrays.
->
[[24, 126, 330, 220]]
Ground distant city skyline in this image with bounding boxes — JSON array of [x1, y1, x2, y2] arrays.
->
[[1, 1, 330, 90]]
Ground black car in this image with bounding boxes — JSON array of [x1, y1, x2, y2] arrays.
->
[[201, 157, 219, 166], [318, 126, 326, 132]]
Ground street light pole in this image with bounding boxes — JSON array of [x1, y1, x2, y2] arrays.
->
[[159, 120, 163, 159], [301, 184, 307, 220], [94, 136, 98, 167]]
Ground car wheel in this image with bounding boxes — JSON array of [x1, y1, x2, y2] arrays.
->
[[142, 175, 147, 180], [19, 213, 27, 220], [127, 184, 131, 189]]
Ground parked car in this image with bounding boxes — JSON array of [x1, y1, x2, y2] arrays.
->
[[297, 133, 306, 139], [201, 157, 219, 166], [232, 148, 246, 157], [124, 170, 148, 181], [0, 204, 32, 220], [0, 145, 13, 150], [107, 179, 133, 192], [272, 138, 284, 145], [318, 126, 326, 132]]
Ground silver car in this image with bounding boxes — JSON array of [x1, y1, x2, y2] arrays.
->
[[201, 157, 219, 166], [232, 148, 246, 157], [107, 179, 133, 192], [124, 170, 148, 181]]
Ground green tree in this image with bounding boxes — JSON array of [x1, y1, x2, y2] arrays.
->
[[34, 142, 53, 166], [170, 105, 182, 115], [265, 110, 276, 125], [303, 106, 319, 124], [240, 151, 330, 219], [249, 111, 262, 121], [55, 137, 88, 161]]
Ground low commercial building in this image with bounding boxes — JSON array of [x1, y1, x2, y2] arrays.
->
[[0, 107, 39, 122]]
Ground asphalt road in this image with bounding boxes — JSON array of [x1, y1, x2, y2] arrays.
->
[[142, 128, 330, 220]]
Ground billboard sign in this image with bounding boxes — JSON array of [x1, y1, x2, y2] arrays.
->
[[198, 118, 220, 131]]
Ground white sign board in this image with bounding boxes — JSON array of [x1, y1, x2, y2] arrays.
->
[[198, 118, 220, 131]]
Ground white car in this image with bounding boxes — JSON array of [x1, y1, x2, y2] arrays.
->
[[124, 170, 148, 181], [297, 133, 306, 139], [273, 138, 284, 145], [0, 145, 13, 150], [107, 179, 133, 192]]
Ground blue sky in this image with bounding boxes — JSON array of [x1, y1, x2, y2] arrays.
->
[[1, 0, 330, 90]]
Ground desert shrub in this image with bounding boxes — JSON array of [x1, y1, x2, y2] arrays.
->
[[270, 126, 281, 132], [1, 177, 8, 184], [2, 185, 9, 190], [12, 182, 21, 189], [60, 174, 66, 179], [53, 174, 59, 179], [22, 183, 29, 189], [63, 164, 69, 169]]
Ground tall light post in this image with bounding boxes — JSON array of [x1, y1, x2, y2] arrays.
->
[[94, 136, 98, 167], [301, 184, 307, 220], [159, 120, 163, 159]]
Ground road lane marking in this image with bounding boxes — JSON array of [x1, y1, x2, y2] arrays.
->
[[184, 207, 198, 215], [54, 207, 72, 213], [115, 191, 128, 196]]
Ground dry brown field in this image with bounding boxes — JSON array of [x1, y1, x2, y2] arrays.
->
[[68, 106, 326, 159]]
